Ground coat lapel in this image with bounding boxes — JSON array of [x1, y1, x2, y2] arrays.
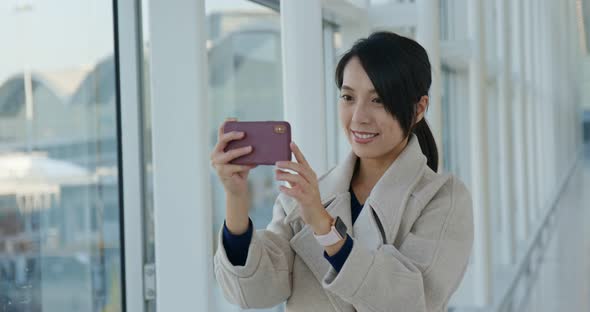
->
[[365, 134, 427, 243]]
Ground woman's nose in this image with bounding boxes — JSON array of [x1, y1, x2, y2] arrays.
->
[[351, 102, 371, 124]]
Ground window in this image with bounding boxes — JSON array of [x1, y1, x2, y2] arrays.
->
[[205, 1, 284, 311], [0, 1, 123, 311]]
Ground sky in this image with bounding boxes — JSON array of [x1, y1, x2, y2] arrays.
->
[[0, 0, 115, 82], [0, 0, 269, 83]]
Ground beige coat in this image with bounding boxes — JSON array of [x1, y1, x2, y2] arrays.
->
[[214, 134, 474, 312]]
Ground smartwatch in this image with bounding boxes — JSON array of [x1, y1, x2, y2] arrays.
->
[[313, 216, 347, 246]]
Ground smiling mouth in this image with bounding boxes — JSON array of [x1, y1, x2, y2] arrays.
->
[[351, 130, 379, 140]]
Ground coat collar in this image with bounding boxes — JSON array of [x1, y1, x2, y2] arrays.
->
[[322, 133, 426, 233], [285, 134, 429, 312], [321, 134, 425, 199], [284, 133, 427, 237], [332, 134, 424, 235]]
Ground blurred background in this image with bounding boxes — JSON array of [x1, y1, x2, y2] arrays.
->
[[0, 0, 588, 311]]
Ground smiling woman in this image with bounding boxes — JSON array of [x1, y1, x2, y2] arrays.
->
[[1, 0, 585, 311], [211, 31, 473, 312]]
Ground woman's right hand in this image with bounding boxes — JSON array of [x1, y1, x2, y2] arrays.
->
[[210, 118, 257, 197]]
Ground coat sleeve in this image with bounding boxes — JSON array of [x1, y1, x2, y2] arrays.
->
[[213, 194, 295, 309], [321, 176, 474, 312]]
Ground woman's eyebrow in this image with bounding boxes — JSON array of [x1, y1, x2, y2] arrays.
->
[[341, 85, 377, 94]]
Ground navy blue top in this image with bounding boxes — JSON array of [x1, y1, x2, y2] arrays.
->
[[222, 218, 253, 266], [222, 185, 364, 272]]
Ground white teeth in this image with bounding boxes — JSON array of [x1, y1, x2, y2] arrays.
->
[[353, 132, 377, 139]]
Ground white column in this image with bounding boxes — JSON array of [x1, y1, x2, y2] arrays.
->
[[280, 0, 328, 174], [556, 0, 565, 172], [574, 1, 585, 153], [511, 0, 530, 245], [531, 0, 544, 220], [561, 0, 573, 169], [148, 0, 214, 310], [551, 0, 560, 178], [416, 0, 443, 171], [540, 0, 548, 210], [467, 0, 491, 306], [495, 0, 516, 265], [552, 0, 561, 186], [540, 0, 555, 208], [526, 0, 538, 224], [523, 0, 536, 237], [569, 0, 582, 156]]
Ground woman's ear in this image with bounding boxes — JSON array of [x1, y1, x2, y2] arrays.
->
[[415, 95, 429, 123]]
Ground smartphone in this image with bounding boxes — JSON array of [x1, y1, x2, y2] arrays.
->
[[223, 121, 292, 165]]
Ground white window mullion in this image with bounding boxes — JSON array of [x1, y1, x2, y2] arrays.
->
[[511, 0, 530, 248], [467, 0, 492, 306], [116, 0, 147, 310], [147, 0, 214, 310], [495, 0, 516, 266], [280, 0, 328, 174]]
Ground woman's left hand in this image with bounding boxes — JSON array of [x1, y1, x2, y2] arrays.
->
[[275, 142, 332, 232]]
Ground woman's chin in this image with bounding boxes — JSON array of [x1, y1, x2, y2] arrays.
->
[[352, 147, 380, 159]]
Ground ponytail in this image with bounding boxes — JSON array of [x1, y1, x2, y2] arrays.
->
[[412, 118, 438, 172]]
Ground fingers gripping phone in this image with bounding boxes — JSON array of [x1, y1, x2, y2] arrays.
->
[[223, 121, 292, 165]]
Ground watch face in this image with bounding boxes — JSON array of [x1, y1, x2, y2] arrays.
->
[[334, 216, 347, 238]]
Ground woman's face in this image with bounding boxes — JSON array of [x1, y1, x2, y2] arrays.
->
[[338, 56, 407, 160]]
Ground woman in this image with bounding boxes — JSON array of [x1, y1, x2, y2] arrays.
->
[[210, 31, 474, 312]]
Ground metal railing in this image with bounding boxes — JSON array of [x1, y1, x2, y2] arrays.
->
[[451, 151, 582, 312], [492, 153, 582, 312]]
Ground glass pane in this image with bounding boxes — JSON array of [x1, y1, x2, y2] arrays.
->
[[206, 1, 284, 311], [0, 1, 123, 311]]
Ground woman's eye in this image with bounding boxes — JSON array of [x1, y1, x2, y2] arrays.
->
[[340, 95, 353, 102], [372, 98, 383, 104]]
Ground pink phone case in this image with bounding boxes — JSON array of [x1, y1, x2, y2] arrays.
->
[[223, 121, 292, 165]]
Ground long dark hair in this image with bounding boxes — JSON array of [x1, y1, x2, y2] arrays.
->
[[335, 31, 439, 172]]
